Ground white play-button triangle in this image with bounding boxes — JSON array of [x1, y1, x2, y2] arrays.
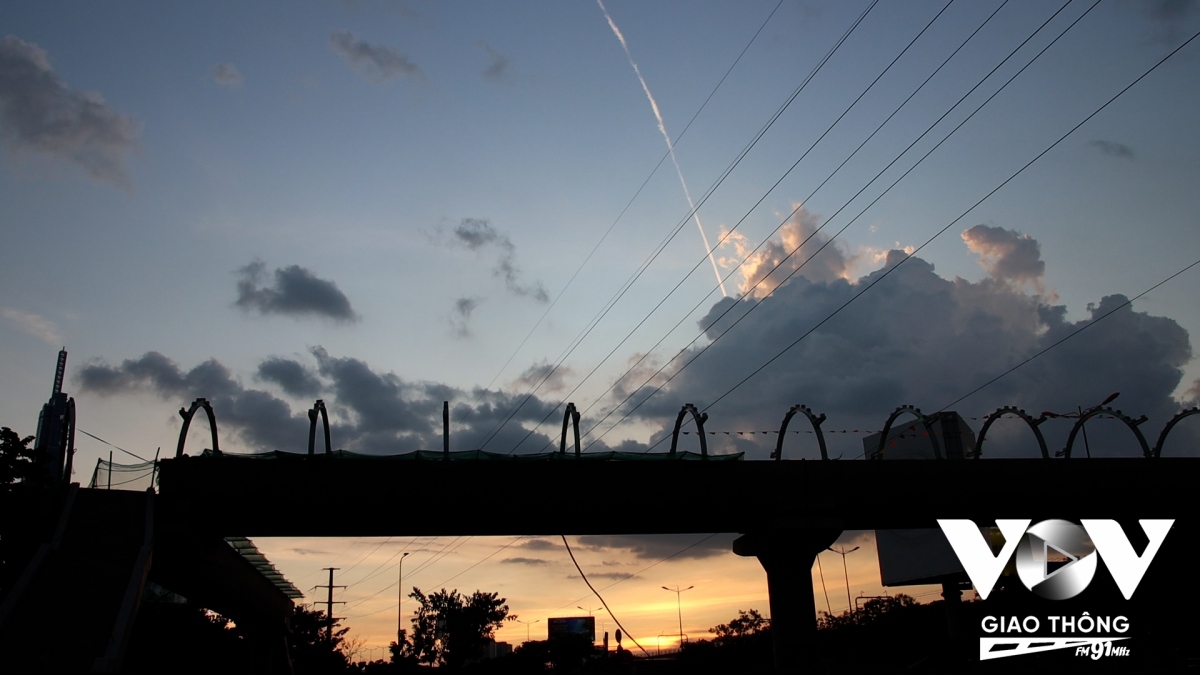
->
[[1043, 541, 1079, 580]]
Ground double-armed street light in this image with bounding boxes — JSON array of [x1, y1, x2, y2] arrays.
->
[[661, 585, 693, 648], [827, 545, 859, 618]]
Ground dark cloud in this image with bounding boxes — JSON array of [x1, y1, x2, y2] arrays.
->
[[76, 352, 304, 451], [76, 346, 606, 456], [1089, 140, 1135, 159], [448, 296, 481, 338], [517, 538, 559, 551], [481, 42, 509, 81], [961, 224, 1045, 287], [0, 35, 139, 187], [576, 534, 736, 561], [330, 30, 422, 83], [257, 357, 323, 398], [512, 360, 573, 394], [451, 219, 549, 302], [235, 260, 359, 322], [500, 557, 552, 566], [1138, 0, 1200, 44], [212, 62, 243, 88], [606, 226, 1196, 460]]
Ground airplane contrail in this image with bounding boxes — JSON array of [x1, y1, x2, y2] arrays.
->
[[597, 0, 729, 297]]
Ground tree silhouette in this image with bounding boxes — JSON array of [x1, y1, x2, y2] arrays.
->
[[289, 604, 352, 674], [405, 587, 513, 669], [0, 427, 37, 490]]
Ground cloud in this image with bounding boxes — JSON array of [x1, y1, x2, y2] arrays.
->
[[512, 360, 574, 394], [1089, 140, 1134, 159], [257, 357, 323, 398], [235, 260, 359, 322], [575, 534, 736, 561], [720, 204, 853, 298], [961, 224, 1045, 288], [480, 42, 509, 81], [517, 538, 559, 551], [450, 218, 549, 302], [0, 35, 139, 187], [329, 30, 422, 83], [76, 345, 642, 456], [212, 62, 243, 88], [448, 296, 481, 337], [607, 225, 1197, 459], [1, 307, 61, 345], [1138, 0, 1200, 44], [500, 557, 552, 566]]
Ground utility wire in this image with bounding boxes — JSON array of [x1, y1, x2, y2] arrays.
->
[[561, 535, 650, 657], [454, 1, 785, 443], [78, 428, 149, 463], [935, 257, 1200, 413], [522, 0, 976, 453], [581, 0, 1085, 450], [478, 0, 881, 452]]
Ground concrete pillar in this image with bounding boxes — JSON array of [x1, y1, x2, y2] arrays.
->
[[734, 527, 842, 673]]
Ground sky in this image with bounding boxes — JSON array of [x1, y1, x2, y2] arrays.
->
[[3, 0, 1200, 657]]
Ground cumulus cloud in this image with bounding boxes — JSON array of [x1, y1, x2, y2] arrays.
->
[[512, 360, 574, 394], [1, 307, 61, 345], [607, 225, 1197, 459], [961, 224, 1045, 288], [480, 42, 509, 81], [448, 218, 549, 302], [211, 62, 243, 88], [720, 204, 853, 298], [257, 357, 323, 398], [0, 35, 139, 187], [330, 30, 422, 83], [76, 345, 643, 456], [235, 260, 359, 322], [1089, 140, 1134, 159]]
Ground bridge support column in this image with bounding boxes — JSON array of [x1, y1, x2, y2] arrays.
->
[[734, 526, 842, 673]]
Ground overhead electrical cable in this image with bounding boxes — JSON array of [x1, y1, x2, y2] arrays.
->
[[578, 0, 1083, 449], [561, 535, 650, 657], [626, 17, 1200, 447], [476, 1, 881, 452]]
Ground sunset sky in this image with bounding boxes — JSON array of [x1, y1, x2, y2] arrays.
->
[[3, 0, 1200, 656]]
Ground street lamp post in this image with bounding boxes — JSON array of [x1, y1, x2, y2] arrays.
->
[[516, 618, 540, 643], [661, 585, 693, 648], [396, 551, 410, 648], [827, 546, 859, 618]]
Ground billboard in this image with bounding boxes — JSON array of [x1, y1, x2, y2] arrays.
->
[[547, 616, 596, 642]]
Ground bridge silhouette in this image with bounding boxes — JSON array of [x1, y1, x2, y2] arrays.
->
[[151, 397, 1200, 672]]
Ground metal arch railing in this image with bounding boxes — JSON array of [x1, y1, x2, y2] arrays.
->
[[308, 400, 332, 455], [175, 398, 220, 458], [974, 406, 1050, 459], [559, 402, 582, 458], [872, 405, 941, 460], [668, 404, 709, 458], [1152, 407, 1200, 458], [1060, 406, 1151, 459], [772, 405, 828, 461], [61, 397, 77, 483]]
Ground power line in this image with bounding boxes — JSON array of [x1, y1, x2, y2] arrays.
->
[[580, 0, 1087, 451], [480, 0, 884, 453], [77, 428, 149, 463]]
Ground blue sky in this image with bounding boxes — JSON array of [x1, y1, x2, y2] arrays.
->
[[3, 0, 1200, 654]]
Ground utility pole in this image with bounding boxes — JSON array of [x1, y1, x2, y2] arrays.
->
[[317, 568, 346, 644]]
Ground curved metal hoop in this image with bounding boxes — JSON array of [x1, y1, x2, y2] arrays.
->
[[559, 402, 582, 458], [1061, 406, 1150, 458], [1152, 407, 1200, 458], [175, 398, 220, 458], [974, 406, 1049, 459], [873, 405, 941, 460], [308, 400, 332, 455], [669, 404, 709, 458], [772, 404, 828, 460]]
